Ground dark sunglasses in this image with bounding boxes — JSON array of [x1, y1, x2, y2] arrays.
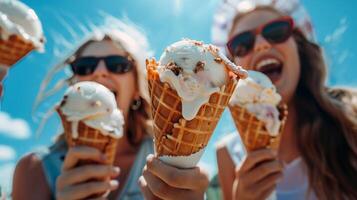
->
[[227, 16, 294, 57], [70, 55, 134, 76]]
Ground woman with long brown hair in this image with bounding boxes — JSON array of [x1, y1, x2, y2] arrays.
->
[[11, 17, 208, 200], [212, 0, 357, 199]]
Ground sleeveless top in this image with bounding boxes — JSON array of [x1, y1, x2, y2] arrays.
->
[[218, 132, 317, 200], [35, 136, 154, 200]]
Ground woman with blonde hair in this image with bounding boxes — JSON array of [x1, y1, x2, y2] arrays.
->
[[12, 16, 208, 200], [212, 0, 357, 199]]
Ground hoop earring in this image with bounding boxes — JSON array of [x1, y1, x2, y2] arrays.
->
[[131, 98, 142, 110]]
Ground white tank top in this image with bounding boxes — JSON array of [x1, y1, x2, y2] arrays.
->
[[218, 132, 317, 200]]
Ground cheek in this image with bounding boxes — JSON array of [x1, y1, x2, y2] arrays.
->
[[275, 39, 301, 102], [234, 55, 253, 70], [113, 74, 137, 116], [74, 75, 92, 82]]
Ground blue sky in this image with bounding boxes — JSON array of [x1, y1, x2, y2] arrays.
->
[[1, 0, 357, 194]]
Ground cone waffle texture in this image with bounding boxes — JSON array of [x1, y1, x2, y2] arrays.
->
[[57, 109, 118, 165], [0, 28, 34, 66], [147, 59, 238, 157], [229, 104, 288, 152]]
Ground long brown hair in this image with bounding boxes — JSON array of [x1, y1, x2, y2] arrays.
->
[[293, 29, 357, 199], [230, 7, 357, 199]]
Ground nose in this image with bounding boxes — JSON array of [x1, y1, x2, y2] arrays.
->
[[253, 35, 272, 53], [92, 60, 109, 78]]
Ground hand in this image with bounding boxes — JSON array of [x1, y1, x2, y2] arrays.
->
[[56, 146, 120, 200], [139, 154, 209, 200], [232, 149, 283, 200]]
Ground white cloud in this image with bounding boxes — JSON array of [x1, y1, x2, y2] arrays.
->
[[337, 50, 350, 64], [0, 145, 16, 161], [325, 17, 348, 43], [0, 112, 31, 139], [0, 162, 15, 196]]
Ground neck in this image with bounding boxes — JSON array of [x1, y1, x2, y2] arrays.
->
[[278, 100, 300, 163]]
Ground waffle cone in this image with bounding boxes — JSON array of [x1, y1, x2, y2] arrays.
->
[[57, 109, 118, 165], [229, 104, 288, 152], [0, 29, 35, 66], [147, 59, 238, 157]]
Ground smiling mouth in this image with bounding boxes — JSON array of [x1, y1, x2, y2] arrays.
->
[[256, 58, 283, 84]]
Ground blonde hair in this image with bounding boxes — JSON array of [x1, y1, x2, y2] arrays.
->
[[35, 15, 153, 145]]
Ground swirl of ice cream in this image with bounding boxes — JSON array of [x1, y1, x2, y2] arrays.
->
[[230, 70, 282, 136], [0, 0, 44, 50], [59, 81, 124, 139], [158, 39, 246, 120], [231, 70, 281, 105]]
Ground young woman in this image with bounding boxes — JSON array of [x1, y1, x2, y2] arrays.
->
[[212, 0, 357, 199], [12, 18, 208, 200]]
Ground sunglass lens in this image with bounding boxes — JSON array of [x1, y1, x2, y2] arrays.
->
[[263, 20, 292, 43], [106, 56, 133, 74], [229, 31, 255, 57], [71, 57, 97, 75]]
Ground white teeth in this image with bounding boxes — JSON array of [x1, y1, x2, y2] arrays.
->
[[256, 58, 280, 69]]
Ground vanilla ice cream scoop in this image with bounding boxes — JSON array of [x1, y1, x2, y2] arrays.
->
[[231, 70, 282, 136], [158, 39, 247, 120], [231, 70, 281, 106], [0, 0, 44, 50], [59, 81, 124, 139]]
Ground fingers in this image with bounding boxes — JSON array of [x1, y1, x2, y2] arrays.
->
[[87, 197, 107, 200], [260, 184, 277, 200], [57, 165, 120, 188], [62, 146, 106, 171], [138, 176, 162, 200], [56, 180, 118, 200], [142, 166, 200, 200], [145, 154, 209, 190], [238, 149, 278, 174], [256, 172, 282, 193], [242, 160, 283, 184]]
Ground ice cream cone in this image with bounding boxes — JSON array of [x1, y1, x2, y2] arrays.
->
[[57, 108, 118, 165], [229, 104, 288, 151], [147, 59, 238, 157], [0, 28, 35, 66]]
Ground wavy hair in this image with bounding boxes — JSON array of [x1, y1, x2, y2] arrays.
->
[[230, 6, 357, 199], [293, 29, 357, 199], [35, 15, 153, 146]]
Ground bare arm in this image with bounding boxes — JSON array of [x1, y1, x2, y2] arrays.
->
[[12, 153, 52, 200], [216, 145, 236, 200]]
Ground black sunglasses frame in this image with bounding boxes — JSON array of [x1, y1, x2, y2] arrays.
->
[[70, 55, 134, 76]]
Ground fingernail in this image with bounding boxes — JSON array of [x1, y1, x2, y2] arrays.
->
[[146, 154, 154, 162], [112, 167, 120, 175], [110, 180, 119, 189]]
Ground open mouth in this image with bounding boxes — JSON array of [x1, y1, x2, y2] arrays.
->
[[256, 58, 283, 84]]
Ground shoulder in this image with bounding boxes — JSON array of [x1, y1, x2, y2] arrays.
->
[[12, 153, 52, 200]]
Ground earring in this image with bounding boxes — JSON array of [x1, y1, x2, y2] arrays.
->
[[131, 98, 142, 110]]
